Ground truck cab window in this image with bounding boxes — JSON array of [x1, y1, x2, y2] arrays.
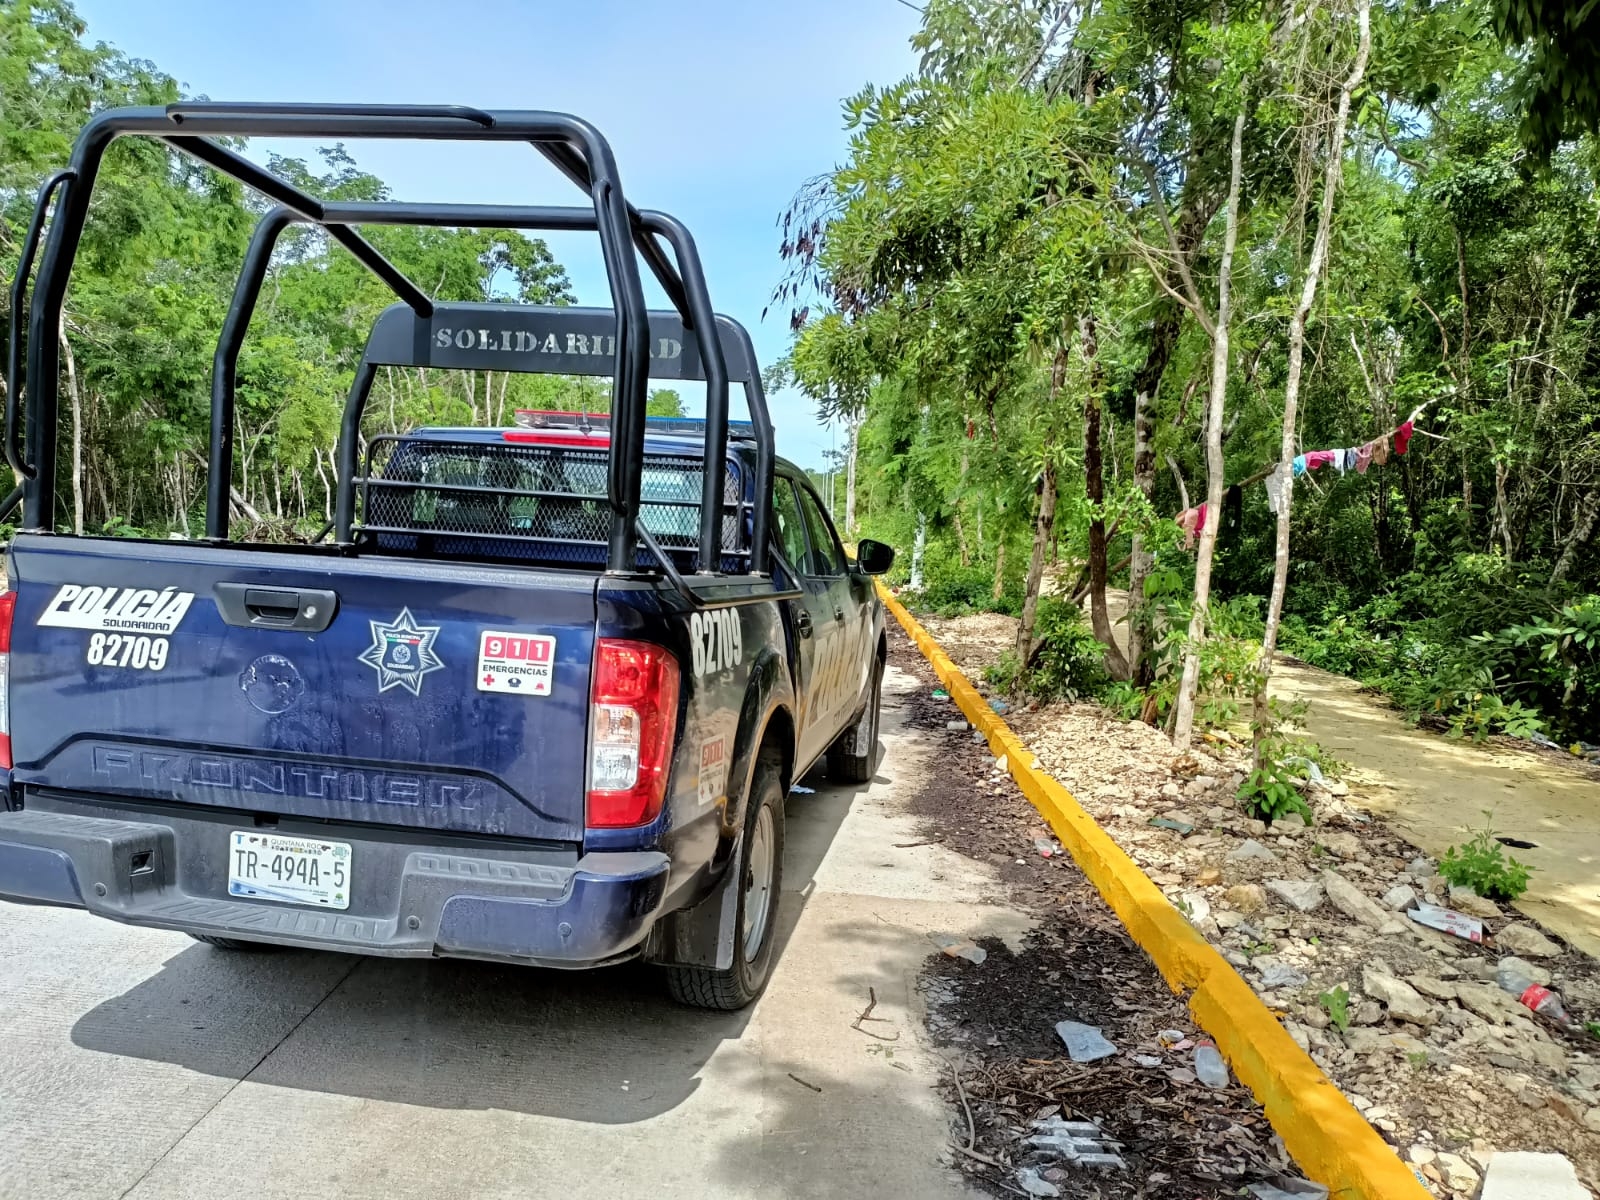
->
[[796, 487, 846, 577], [772, 478, 811, 573]]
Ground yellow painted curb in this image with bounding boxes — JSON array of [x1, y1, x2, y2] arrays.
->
[[877, 582, 1429, 1200]]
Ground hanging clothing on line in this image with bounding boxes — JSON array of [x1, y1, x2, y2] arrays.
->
[[1265, 463, 1292, 515], [1177, 503, 1208, 550], [1394, 419, 1415, 455], [1292, 454, 1309, 477], [1224, 483, 1243, 534], [1355, 443, 1375, 474], [1373, 438, 1390, 467], [1344, 448, 1360, 471], [1306, 449, 1338, 471]]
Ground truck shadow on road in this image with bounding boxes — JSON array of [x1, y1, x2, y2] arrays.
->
[[67, 760, 877, 1126]]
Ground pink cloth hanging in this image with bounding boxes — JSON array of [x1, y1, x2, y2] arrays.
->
[[1177, 503, 1208, 550], [1355, 443, 1375, 474], [1305, 449, 1338, 470]]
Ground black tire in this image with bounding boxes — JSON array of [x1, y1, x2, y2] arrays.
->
[[189, 934, 278, 952], [827, 657, 882, 784], [666, 766, 785, 1010]]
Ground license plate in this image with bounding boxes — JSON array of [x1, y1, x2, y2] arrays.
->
[[228, 831, 352, 910]]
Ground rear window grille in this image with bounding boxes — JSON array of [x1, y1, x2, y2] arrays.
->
[[355, 436, 747, 568]]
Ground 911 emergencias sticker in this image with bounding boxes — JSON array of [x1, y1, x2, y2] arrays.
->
[[477, 631, 555, 695]]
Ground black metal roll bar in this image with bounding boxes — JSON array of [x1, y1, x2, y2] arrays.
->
[[206, 201, 770, 575], [11, 103, 652, 571], [7, 169, 75, 481]]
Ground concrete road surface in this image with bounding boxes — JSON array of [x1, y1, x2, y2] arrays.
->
[[0, 666, 1029, 1200]]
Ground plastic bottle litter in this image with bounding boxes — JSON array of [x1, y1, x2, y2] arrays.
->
[[945, 719, 969, 731], [1157, 1028, 1189, 1048], [1193, 1040, 1230, 1089], [989, 698, 1009, 714], [930, 688, 949, 700], [1034, 838, 1057, 858], [1497, 962, 1577, 1029], [1054, 1019, 1117, 1063]]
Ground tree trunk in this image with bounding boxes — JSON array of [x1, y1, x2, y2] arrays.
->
[[910, 512, 926, 589], [1173, 110, 1246, 748], [1254, 0, 1371, 763], [1493, 457, 1514, 557], [1016, 455, 1058, 663], [1080, 316, 1130, 679], [1126, 318, 1175, 684], [1552, 488, 1600, 584], [845, 417, 859, 535], [60, 324, 84, 537]]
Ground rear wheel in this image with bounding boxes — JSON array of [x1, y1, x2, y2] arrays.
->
[[666, 765, 785, 1010], [827, 657, 882, 784], [188, 934, 278, 952]]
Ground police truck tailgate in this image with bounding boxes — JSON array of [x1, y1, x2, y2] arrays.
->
[[4, 533, 596, 844]]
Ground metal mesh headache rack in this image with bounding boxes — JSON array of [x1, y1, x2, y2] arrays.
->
[[4, 101, 787, 602], [357, 434, 750, 570]]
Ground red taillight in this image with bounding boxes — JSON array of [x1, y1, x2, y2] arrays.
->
[[586, 638, 680, 828], [0, 590, 15, 770]]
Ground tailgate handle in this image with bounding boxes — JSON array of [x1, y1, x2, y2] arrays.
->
[[214, 583, 338, 633]]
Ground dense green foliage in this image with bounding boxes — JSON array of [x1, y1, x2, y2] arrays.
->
[[0, 0, 686, 540], [781, 0, 1600, 743]]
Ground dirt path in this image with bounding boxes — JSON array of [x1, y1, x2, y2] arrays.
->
[[1271, 659, 1600, 959], [1069, 583, 1600, 960]]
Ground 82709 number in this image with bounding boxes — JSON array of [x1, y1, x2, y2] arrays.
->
[[86, 632, 169, 671]]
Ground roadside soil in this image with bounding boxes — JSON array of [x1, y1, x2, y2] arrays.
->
[[889, 627, 1317, 1200], [1274, 657, 1600, 960], [913, 609, 1600, 1200]]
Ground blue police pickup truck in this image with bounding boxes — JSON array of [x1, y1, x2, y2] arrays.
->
[[0, 103, 893, 1009]]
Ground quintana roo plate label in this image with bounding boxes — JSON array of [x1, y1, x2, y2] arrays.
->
[[477, 631, 555, 695], [689, 609, 743, 677], [38, 584, 195, 635]]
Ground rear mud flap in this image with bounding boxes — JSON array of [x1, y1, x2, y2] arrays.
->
[[646, 835, 743, 971]]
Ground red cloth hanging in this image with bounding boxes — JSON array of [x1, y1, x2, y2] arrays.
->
[[1394, 420, 1415, 455]]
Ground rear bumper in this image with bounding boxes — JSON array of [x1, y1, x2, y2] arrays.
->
[[0, 800, 669, 967]]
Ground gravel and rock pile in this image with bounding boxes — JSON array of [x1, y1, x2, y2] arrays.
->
[[917, 609, 1600, 1199]]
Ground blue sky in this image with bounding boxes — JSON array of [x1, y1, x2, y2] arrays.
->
[[72, 0, 923, 471]]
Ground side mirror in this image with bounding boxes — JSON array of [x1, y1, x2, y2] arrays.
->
[[855, 538, 895, 575]]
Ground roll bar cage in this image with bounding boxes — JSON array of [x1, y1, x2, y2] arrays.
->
[[4, 102, 772, 577]]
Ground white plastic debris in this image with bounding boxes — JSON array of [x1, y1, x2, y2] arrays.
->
[[1247, 1181, 1329, 1200], [1408, 902, 1484, 942], [1028, 1116, 1127, 1170], [1054, 1020, 1117, 1063], [932, 934, 987, 964], [1015, 1167, 1061, 1197]]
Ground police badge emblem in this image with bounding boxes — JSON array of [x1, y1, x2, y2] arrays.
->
[[358, 607, 444, 695]]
